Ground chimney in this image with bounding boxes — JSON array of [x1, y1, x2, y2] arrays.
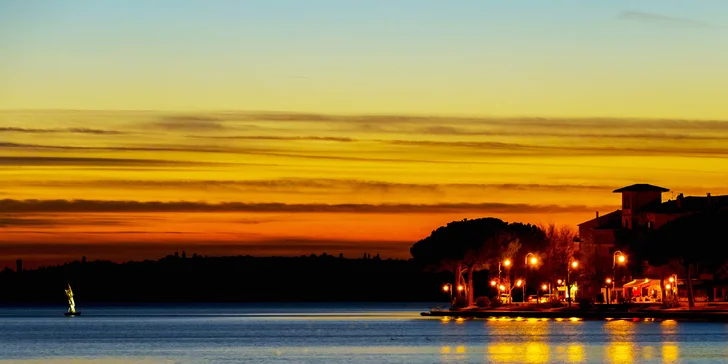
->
[[677, 193, 684, 209], [16, 259, 22, 273], [707, 193, 712, 209], [596, 211, 600, 219]]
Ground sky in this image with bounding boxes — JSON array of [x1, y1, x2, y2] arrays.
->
[[1, 1, 728, 268]]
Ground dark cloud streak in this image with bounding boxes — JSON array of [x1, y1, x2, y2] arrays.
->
[[0, 127, 127, 135], [7, 178, 612, 194], [0, 156, 216, 167], [618, 10, 712, 28], [0, 199, 608, 214]]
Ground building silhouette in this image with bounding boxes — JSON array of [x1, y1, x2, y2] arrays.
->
[[16, 259, 22, 273], [580, 184, 728, 248], [578, 184, 728, 300]]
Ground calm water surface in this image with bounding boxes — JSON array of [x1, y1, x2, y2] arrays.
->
[[1, 303, 728, 363]]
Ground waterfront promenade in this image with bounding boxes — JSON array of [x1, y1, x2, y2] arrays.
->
[[422, 303, 728, 322]]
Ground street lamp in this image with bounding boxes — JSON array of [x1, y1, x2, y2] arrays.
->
[[524, 253, 538, 302], [605, 278, 612, 304], [611, 251, 627, 303], [498, 259, 512, 295], [442, 283, 453, 304], [500, 259, 512, 303], [567, 260, 579, 307]]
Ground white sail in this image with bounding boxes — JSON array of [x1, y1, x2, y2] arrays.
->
[[65, 284, 76, 314]]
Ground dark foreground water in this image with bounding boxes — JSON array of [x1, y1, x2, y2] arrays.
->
[[1, 303, 728, 363]]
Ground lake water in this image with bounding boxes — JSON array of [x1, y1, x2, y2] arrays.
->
[[1, 303, 728, 363]]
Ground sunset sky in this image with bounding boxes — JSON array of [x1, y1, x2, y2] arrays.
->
[[2, 1, 728, 268]]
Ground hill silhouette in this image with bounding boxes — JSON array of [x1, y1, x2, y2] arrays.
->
[[0, 252, 451, 303]]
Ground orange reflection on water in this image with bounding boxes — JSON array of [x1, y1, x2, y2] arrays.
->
[[567, 344, 584, 363], [440, 345, 451, 354], [662, 343, 678, 363], [608, 343, 634, 364], [605, 320, 636, 363], [524, 343, 550, 363], [487, 343, 519, 363]]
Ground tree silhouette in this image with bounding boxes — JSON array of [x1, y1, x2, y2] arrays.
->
[[540, 224, 581, 295], [411, 218, 546, 307], [649, 211, 728, 308]]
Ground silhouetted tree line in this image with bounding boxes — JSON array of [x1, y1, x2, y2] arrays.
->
[[0, 253, 450, 303], [410, 218, 584, 307]]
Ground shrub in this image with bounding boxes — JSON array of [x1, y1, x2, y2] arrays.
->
[[475, 296, 491, 308], [490, 296, 503, 308], [578, 297, 595, 310], [547, 297, 564, 308], [451, 296, 468, 309], [663, 295, 680, 308]]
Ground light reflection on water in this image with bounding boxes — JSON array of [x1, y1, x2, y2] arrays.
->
[[1, 305, 728, 363]]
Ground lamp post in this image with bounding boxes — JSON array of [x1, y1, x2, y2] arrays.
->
[[442, 283, 453, 304], [503, 259, 512, 303], [556, 279, 562, 299], [567, 261, 579, 307], [524, 253, 537, 302], [605, 278, 612, 304], [613, 251, 627, 303]]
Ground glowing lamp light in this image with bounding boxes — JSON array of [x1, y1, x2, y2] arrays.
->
[[606, 278, 612, 284], [516, 280, 523, 287], [666, 284, 672, 290], [530, 257, 538, 265], [503, 259, 512, 267], [490, 280, 497, 286], [571, 261, 579, 269], [617, 255, 626, 263], [557, 279, 563, 285], [457, 285, 464, 292], [541, 284, 548, 290], [443, 285, 450, 292], [669, 277, 675, 283], [499, 285, 506, 291]]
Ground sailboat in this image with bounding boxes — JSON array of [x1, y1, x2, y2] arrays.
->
[[64, 283, 81, 317]]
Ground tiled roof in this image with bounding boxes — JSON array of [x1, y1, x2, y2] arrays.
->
[[578, 209, 622, 229], [613, 184, 670, 193]]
